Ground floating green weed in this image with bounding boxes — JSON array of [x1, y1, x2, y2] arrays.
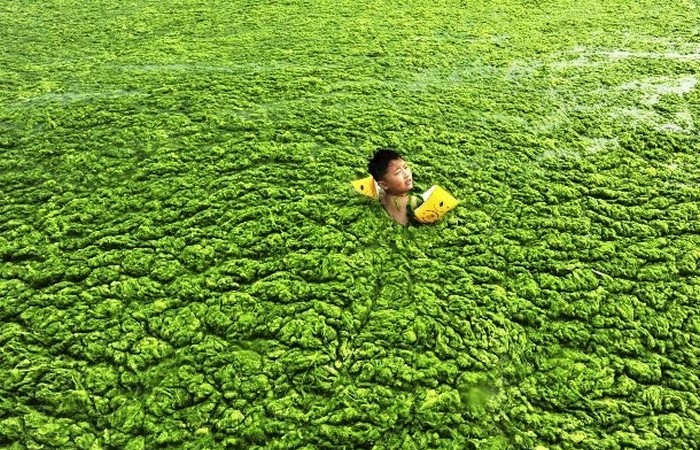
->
[[2, 0, 700, 448]]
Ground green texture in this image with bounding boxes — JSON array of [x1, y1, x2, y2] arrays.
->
[[2, 0, 700, 448]]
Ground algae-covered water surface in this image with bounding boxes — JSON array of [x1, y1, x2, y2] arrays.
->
[[2, 0, 700, 448]]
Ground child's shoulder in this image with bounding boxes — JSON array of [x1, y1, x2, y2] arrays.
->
[[407, 194, 424, 225], [409, 194, 424, 209]]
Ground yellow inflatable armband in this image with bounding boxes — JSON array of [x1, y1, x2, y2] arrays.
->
[[351, 176, 379, 199], [413, 185, 459, 224]]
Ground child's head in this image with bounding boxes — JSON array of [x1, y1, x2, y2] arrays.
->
[[368, 148, 413, 195]]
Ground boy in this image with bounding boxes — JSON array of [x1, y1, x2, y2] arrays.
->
[[368, 148, 424, 226]]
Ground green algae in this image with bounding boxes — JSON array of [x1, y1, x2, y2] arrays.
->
[[2, 0, 700, 448]]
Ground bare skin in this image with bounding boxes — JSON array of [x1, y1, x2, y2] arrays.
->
[[381, 193, 410, 226]]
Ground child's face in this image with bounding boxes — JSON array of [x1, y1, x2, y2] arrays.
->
[[379, 158, 413, 194]]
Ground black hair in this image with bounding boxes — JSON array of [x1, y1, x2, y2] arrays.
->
[[368, 148, 402, 181]]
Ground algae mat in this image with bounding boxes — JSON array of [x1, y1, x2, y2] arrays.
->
[[2, 0, 700, 448]]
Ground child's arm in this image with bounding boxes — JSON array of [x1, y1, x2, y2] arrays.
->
[[407, 194, 425, 225], [409, 194, 424, 210]]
